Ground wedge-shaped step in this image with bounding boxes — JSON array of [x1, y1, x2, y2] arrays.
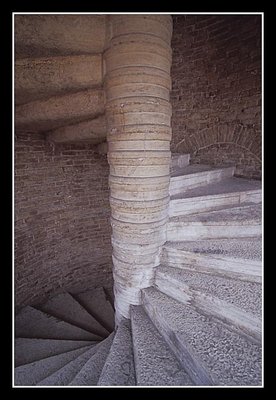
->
[[14, 345, 92, 386], [170, 177, 261, 217], [167, 204, 262, 241], [170, 153, 190, 174], [38, 292, 109, 338], [98, 319, 135, 386], [15, 338, 97, 367], [15, 306, 101, 341], [162, 238, 262, 284], [37, 344, 101, 386], [73, 287, 115, 333], [169, 164, 235, 196], [16, 88, 105, 132], [142, 287, 262, 386], [69, 333, 114, 386], [155, 266, 262, 343], [131, 305, 193, 386]]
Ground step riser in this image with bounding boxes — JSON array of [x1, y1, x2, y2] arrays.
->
[[141, 291, 215, 385], [155, 272, 261, 344], [169, 167, 235, 196], [169, 191, 262, 217], [161, 248, 262, 284], [166, 224, 261, 241]]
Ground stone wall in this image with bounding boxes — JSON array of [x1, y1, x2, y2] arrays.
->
[[15, 132, 113, 309], [171, 15, 262, 179]]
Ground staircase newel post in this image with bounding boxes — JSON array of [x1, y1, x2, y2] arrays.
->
[[104, 15, 173, 323]]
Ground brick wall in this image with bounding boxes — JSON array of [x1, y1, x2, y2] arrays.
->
[[171, 15, 262, 179], [15, 132, 113, 309]]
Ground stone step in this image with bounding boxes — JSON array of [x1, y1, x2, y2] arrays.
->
[[169, 164, 235, 196], [37, 344, 101, 386], [15, 54, 102, 105], [98, 319, 135, 386], [15, 306, 101, 341], [167, 203, 262, 241], [170, 153, 190, 174], [15, 14, 106, 59], [14, 345, 92, 386], [131, 305, 193, 386], [72, 287, 115, 333], [155, 265, 261, 343], [142, 287, 262, 386], [162, 238, 262, 283], [37, 292, 109, 338], [15, 88, 105, 133], [15, 338, 97, 367], [169, 176, 261, 217], [69, 333, 114, 386], [46, 115, 106, 144]]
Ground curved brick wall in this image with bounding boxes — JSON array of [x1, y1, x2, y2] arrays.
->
[[15, 133, 113, 309], [171, 15, 261, 179]]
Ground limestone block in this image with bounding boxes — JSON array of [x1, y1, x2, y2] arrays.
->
[[15, 14, 106, 58], [15, 54, 103, 105], [46, 115, 106, 144], [16, 88, 105, 132]]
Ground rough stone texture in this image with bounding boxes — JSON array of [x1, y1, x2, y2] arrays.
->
[[69, 333, 114, 386], [15, 306, 101, 341], [162, 242, 261, 284], [155, 265, 261, 342], [73, 287, 115, 333], [15, 133, 113, 309], [169, 164, 235, 196], [167, 203, 261, 241], [105, 15, 173, 322], [15, 88, 105, 133], [46, 115, 106, 144], [14, 345, 92, 386], [15, 54, 103, 105], [37, 292, 109, 338], [170, 176, 261, 217], [37, 345, 100, 386], [15, 15, 107, 59], [142, 287, 262, 386], [15, 338, 96, 367], [165, 237, 262, 261], [170, 153, 190, 174], [98, 318, 136, 386], [131, 305, 192, 386], [171, 15, 261, 179]]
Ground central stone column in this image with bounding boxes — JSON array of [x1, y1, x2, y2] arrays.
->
[[104, 15, 173, 322]]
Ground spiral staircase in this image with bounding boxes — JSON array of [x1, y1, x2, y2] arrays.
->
[[14, 153, 262, 387]]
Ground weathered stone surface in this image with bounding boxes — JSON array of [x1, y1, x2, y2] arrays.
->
[[15, 54, 103, 105], [46, 115, 106, 144], [105, 15, 173, 321], [155, 265, 261, 343], [15, 345, 92, 386], [142, 287, 262, 386], [98, 318, 136, 386], [15, 88, 105, 132], [131, 305, 192, 386], [15, 15, 106, 58], [15, 338, 96, 367]]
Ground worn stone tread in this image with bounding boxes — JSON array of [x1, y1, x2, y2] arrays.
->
[[69, 333, 114, 386], [98, 319, 135, 386], [38, 292, 109, 338], [15, 338, 97, 367], [15, 306, 100, 341], [131, 305, 193, 386], [14, 345, 92, 386], [73, 287, 115, 333], [37, 344, 101, 386], [142, 287, 262, 386]]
